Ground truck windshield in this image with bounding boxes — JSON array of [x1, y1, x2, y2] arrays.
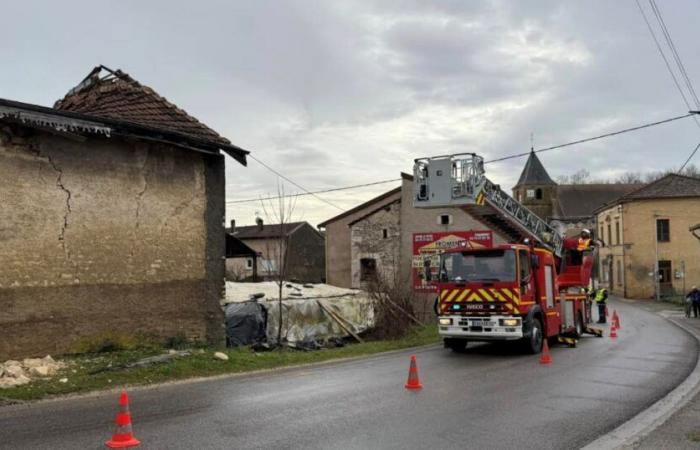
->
[[440, 249, 516, 282]]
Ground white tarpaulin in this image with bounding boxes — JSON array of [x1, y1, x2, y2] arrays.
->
[[224, 282, 375, 345]]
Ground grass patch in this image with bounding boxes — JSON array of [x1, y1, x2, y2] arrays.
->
[[688, 430, 700, 442], [0, 325, 438, 402]]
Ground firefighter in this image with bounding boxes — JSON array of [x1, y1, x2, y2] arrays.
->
[[577, 229, 593, 251], [595, 288, 608, 324], [686, 286, 700, 318]]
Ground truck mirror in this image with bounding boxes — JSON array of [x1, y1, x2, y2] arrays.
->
[[423, 258, 431, 281], [530, 254, 540, 269]]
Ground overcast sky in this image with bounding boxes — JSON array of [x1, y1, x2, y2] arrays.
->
[[2, 1, 699, 227]]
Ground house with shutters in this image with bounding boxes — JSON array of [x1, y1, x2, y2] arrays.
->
[[595, 174, 700, 299]]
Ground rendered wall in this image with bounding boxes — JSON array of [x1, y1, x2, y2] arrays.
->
[[0, 125, 225, 358]]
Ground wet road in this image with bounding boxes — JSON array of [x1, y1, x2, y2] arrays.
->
[[0, 299, 696, 450]]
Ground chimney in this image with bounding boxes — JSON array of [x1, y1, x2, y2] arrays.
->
[[230, 219, 236, 232], [256, 217, 263, 231]]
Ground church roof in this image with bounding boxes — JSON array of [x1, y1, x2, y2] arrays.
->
[[514, 150, 556, 187], [553, 184, 642, 219]]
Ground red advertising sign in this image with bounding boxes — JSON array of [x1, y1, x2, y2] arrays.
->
[[412, 231, 493, 292]]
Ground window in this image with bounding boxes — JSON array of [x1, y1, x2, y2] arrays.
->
[[360, 258, 377, 282], [439, 214, 451, 225], [535, 188, 543, 200], [615, 221, 620, 245], [657, 219, 670, 242], [616, 259, 622, 286], [600, 226, 605, 244], [518, 250, 531, 282], [382, 228, 388, 239], [526, 189, 535, 199], [439, 249, 516, 282], [607, 224, 612, 246], [246, 258, 253, 269]]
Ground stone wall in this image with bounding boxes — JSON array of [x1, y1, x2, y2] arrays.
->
[[350, 201, 401, 288], [0, 124, 225, 358]]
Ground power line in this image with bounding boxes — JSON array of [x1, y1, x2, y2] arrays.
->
[[484, 113, 693, 164], [634, 0, 700, 129], [679, 141, 700, 173], [247, 154, 344, 210], [226, 178, 401, 205], [648, 0, 700, 108]]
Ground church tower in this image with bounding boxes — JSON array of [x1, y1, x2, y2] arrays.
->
[[512, 150, 557, 220]]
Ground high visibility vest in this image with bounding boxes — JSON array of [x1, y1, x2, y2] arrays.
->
[[577, 238, 591, 251], [595, 290, 607, 303]]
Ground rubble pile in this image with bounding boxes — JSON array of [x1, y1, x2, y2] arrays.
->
[[0, 356, 65, 389]]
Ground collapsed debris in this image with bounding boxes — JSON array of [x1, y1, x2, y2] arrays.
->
[[223, 282, 375, 348], [0, 355, 65, 389]]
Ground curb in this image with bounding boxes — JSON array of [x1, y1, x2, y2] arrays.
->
[[580, 313, 700, 450], [0, 343, 441, 410]]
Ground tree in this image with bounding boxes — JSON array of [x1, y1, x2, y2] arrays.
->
[[259, 181, 298, 346]]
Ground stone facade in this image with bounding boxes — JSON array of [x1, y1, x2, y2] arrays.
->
[[597, 197, 700, 299], [350, 201, 401, 288], [0, 124, 226, 358]]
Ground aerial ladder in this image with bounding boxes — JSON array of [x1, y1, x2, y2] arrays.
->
[[413, 153, 563, 256]]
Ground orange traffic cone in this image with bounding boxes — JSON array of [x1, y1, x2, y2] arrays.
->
[[539, 339, 552, 365], [404, 355, 423, 390], [613, 310, 621, 329], [105, 390, 140, 448], [610, 323, 618, 339]]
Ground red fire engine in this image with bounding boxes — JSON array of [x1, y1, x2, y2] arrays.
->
[[413, 153, 600, 353]]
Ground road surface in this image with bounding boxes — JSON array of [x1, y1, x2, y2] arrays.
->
[[0, 300, 696, 450]]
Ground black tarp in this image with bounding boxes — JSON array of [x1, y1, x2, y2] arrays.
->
[[225, 302, 267, 346]]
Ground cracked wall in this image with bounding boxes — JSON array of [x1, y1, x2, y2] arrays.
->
[[0, 124, 225, 358]]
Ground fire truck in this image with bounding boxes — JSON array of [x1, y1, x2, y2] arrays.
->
[[413, 153, 599, 353]]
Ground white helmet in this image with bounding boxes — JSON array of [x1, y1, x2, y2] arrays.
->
[[581, 229, 591, 235]]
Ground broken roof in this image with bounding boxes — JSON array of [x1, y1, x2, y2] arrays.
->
[[514, 150, 556, 187], [0, 66, 248, 165]]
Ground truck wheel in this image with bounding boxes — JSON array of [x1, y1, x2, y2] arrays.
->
[[523, 317, 543, 354], [574, 312, 584, 338], [444, 338, 467, 352]]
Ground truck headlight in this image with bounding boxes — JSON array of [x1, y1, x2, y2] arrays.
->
[[499, 318, 520, 327], [439, 318, 453, 326]]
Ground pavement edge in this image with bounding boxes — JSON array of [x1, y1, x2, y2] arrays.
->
[[580, 315, 700, 450]]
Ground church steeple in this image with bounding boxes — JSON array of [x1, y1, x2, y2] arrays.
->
[[514, 149, 556, 188], [512, 149, 557, 220]]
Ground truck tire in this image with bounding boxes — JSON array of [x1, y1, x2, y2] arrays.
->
[[523, 317, 543, 354], [444, 338, 467, 352]]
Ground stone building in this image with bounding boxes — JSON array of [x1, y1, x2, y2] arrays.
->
[[512, 150, 640, 237], [595, 174, 700, 299], [226, 220, 325, 283], [319, 174, 508, 320], [0, 66, 248, 359]]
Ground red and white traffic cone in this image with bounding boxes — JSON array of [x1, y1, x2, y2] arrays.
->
[[404, 355, 423, 390], [105, 390, 140, 448]]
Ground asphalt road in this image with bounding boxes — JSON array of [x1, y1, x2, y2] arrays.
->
[[0, 299, 697, 450]]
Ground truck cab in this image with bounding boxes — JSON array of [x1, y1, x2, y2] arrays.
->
[[435, 244, 589, 353]]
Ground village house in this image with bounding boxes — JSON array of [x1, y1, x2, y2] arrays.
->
[[595, 174, 700, 299], [0, 66, 248, 359], [226, 219, 325, 283], [318, 173, 509, 321], [513, 150, 641, 237]]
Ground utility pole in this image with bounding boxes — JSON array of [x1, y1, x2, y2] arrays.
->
[[654, 212, 660, 301]]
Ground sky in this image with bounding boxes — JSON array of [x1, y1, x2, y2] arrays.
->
[[2, 0, 699, 227]]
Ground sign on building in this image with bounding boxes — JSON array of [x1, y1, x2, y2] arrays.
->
[[412, 231, 493, 292]]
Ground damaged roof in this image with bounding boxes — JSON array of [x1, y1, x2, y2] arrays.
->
[[0, 65, 248, 165]]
